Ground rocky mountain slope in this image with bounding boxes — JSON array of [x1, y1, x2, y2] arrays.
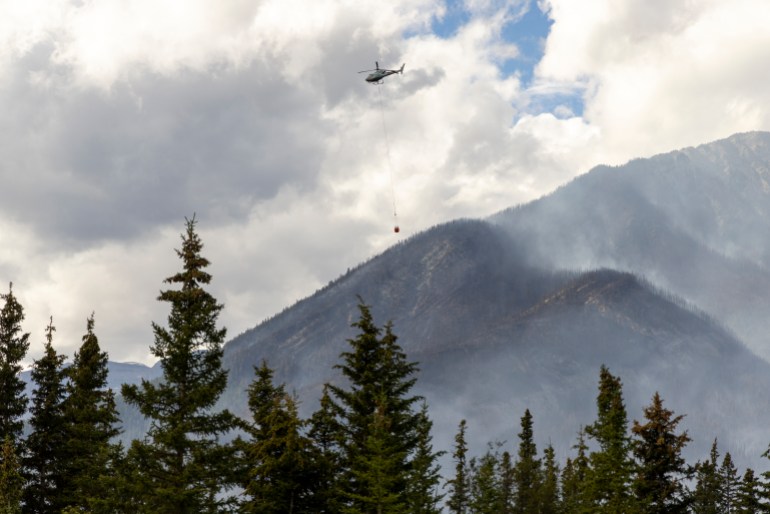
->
[[91, 131, 770, 469], [222, 216, 770, 467], [492, 131, 770, 361]]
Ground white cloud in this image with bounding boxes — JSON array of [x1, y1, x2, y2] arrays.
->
[[2, 0, 769, 364], [8, 227, 176, 363], [538, 0, 770, 163]]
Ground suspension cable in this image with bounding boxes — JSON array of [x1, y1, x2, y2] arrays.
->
[[376, 83, 399, 229]]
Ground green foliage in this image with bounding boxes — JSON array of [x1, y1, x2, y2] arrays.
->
[[60, 314, 122, 511], [344, 397, 408, 514], [4, 231, 770, 512], [720, 452, 740, 513], [445, 419, 470, 514], [307, 385, 343, 512], [469, 446, 502, 514], [0, 284, 30, 443], [560, 428, 591, 514], [631, 391, 691, 513], [326, 300, 422, 513], [690, 440, 753, 514], [0, 436, 22, 514], [405, 402, 445, 514], [585, 365, 636, 513], [22, 318, 68, 513], [691, 440, 723, 514], [121, 216, 238, 512], [242, 361, 316, 514], [513, 408, 541, 514], [246, 361, 285, 436], [735, 469, 767, 513], [540, 444, 560, 514], [498, 450, 515, 514], [83, 442, 138, 514]]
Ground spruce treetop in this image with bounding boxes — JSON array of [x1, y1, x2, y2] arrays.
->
[[0, 282, 30, 442], [327, 300, 423, 513], [121, 215, 237, 512], [24, 316, 68, 514]]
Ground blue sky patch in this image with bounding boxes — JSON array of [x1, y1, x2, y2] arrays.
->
[[499, 2, 553, 85], [527, 90, 585, 119], [427, 0, 584, 118], [430, 0, 471, 39], [428, 1, 553, 87]]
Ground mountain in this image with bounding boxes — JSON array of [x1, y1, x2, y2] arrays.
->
[[21, 360, 161, 394], [491, 131, 770, 361], [21, 361, 161, 437], [104, 131, 770, 469], [221, 219, 770, 469]]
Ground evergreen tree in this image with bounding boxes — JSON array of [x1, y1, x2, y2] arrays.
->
[[720, 452, 739, 513], [326, 300, 421, 513], [345, 396, 407, 514], [469, 446, 501, 514], [560, 428, 591, 514], [307, 385, 343, 512], [585, 365, 636, 513], [539, 444, 560, 514], [242, 362, 315, 513], [121, 216, 238, 512], [23, 318, 68, 514], [499, 450, 515, 514], [445, 419, 470, 514], [735, 469, 766, 513], [245, 361, 285, 437], [691, 440, 723, 514], [761, 446, 770, 511], [60, 314, 121, 511], [405, 402, 444, 514], [0, 436, 22, 514], [514, 409, 541, 514], [561, 458, 578, 513], [80, 441, 139, 514], [0, 284, 30, 444], [631, 391, 691, 513]]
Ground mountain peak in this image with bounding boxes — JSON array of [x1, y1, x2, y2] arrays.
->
[[211, 132, 770, 470]]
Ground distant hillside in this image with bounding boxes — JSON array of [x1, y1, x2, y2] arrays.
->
[[100, 132, 770, 470], [221, 218, 770, 468], [491, 131, 770, 361], [21, 360, 161, 394], [22, 361, 160, 440]]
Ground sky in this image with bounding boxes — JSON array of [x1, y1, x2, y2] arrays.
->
[[2, 0, 770, 365]]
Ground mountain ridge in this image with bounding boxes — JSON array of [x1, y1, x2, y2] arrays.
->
[[491, 131, 770, 361], [48, 131, 770, 470], [213, 131, 770, 469], [219, 221, 770, 469]]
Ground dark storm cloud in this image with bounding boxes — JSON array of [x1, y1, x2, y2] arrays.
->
[[0, 53, 332, 246]]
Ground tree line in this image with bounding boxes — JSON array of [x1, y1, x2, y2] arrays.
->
[[0, 217, 769, 513], [445, 366, 770, 513], [0, 217, 442, 513]]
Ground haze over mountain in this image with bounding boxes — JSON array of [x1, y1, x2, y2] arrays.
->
[[215, 131, 770, 469], [492, 131, 770, 362], [70, 132, 770, 469]]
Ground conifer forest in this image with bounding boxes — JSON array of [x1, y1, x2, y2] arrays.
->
[[3, 218, 770, 514]]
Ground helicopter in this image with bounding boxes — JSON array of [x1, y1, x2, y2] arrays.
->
[[358, 62, 405, 84]]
